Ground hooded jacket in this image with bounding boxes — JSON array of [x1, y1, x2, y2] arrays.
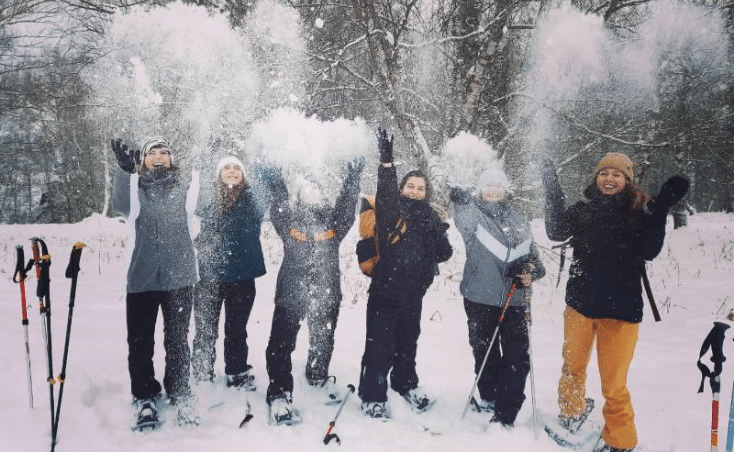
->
[[454, 197, 545, 307], [545, 181, 667, 323], [368, 165, 453, 303], [111, 166, 200, 293], [267, 165, 362, 308]]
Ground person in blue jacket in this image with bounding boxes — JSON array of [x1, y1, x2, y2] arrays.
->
[[192, 155, 266, 390], [450, 167, 545, 428], [262, 157, 364, 425]]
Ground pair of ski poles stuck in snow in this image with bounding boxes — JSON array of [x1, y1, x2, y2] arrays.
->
[[13, 238, 86, 452], [697, 321, 734, 452]]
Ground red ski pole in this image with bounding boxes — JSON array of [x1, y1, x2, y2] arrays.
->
[[13, 245, 35, 409]]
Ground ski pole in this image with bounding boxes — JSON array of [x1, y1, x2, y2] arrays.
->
[[461, 283, 517, 420], [697, 321, 730, 452], [13, 245, 36, 409], [51, 243, 86, 451], [726, 377, 734, 452], [238, 387, 254, 428], [525, 301, 538, 440], [323, 384, 356, 445], [31, 237, 56, 447]]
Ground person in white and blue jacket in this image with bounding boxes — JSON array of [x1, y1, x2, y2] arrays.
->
[[192, 155, 266, 389], [111, 138, 200, 427], [450, 167, 545, 428]]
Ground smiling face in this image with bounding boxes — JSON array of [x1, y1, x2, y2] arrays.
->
[[401, 176, 427, 201], [142, 146, 172, 170], [480, 185, 507, 203], [219, 163, 244, 187], [596, 168, 627, 195]]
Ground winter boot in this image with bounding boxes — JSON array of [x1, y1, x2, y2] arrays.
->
[[592, 438, 635, 452], [308, 375, 341, 405], [132, 396, 161, 431], [401, 387, 435, 413], [227, 365, 256, 391], [559, 398, 595, 433], [489, 414, 513, 429], [267, 392, 301, 426], [361, 401, 390, 419], [172, 395, 201, 427]]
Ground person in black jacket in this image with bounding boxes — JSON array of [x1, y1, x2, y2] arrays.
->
[[192, 155, 266, 390], [262, 158, 364, 425], [542, 152, 688, 452], [358, 128, 453, 419]]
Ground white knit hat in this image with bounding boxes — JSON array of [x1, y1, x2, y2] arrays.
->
[[215, 155, 245, 177], [476, 168, 511, 191]]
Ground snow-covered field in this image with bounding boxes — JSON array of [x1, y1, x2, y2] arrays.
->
[[1, 212, 733, 451]]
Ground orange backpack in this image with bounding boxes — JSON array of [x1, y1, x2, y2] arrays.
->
[[355, 195, 406, 276]]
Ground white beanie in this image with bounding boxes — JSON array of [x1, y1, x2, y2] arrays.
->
[[216, 155, 245, 177], [477, 168, 510, 191]]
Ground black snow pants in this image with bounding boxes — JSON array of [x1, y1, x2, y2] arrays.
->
[[358, 293, 422, 403], [265, 296, 341, 401], [464, 298, 530, 425], [126, 286, 193, 402], [192, 279, 256, 381]]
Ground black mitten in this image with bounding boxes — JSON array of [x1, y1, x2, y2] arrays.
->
[[111, 139, 140, 174], [647, 175, 690, 216], [377, 127, 394, 163], [449, 186, 472, 205]]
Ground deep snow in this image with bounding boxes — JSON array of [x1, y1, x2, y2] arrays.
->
[[1, 211, 733, 451]]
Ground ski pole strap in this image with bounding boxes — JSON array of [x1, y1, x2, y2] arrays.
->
[[30, 237, 52, 300], [640, 263, 661, 322], [551, 240, 571, 288], [13, 246, 35, 283], [65, 242, 86, 279], [698, 322, 730, 394]]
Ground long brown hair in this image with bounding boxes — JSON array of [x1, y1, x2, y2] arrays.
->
[[626, 177, 650, 211]]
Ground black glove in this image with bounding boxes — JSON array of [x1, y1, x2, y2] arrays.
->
[[647, 175, 690, 216], [111, 139, 140, 174], [377, 127, 394, 163], [505, 258, 533, 285], [540, 158, 559, 189], [348, 156, 366, 175], [449, 185, 472, 205]]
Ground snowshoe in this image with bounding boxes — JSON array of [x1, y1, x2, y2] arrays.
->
[[361, 401, 391, 420], [267, 392, 301, 426], [308, 376, 342, 405], [559, 398, 595, 433], [545, 399, 601, 451], [592, 438, 635, 452], [401, 387, 435, 413], [173, 395, 201, 427], [227, 366, 256, 392], [131, 397, 162, 432], [470, 397, 495, 414]]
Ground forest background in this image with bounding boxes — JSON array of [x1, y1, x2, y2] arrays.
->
[[1, 0, 733, 224]]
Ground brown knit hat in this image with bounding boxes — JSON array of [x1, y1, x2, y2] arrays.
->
[[593, 152, 633, 180]]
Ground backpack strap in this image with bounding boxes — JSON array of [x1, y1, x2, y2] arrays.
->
[[551, 239, 572, 288], [640, 262, 661, 322]]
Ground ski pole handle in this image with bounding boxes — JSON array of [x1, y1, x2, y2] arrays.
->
[[65, 243, 86, 279]]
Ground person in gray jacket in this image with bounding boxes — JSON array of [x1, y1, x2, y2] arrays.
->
[[450, 167, 545, 428], [111, 138, 200, 428]]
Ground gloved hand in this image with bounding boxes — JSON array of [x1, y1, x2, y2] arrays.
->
[[377, 127, 394, 163], [111, 139, 140, 174], [505, 258, 534, 287], [449, 185, 472, 205], [540, 158, 559, 189], [348, 156, 366, 175], [646, 175, 690, 216]]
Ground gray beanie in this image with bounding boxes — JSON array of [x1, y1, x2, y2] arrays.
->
[[141, 138, 173, 163], [215, 155, 245, 178]]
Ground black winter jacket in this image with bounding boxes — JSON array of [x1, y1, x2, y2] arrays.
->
[[369, 165, 453, 303], [545, 182, 666, 323]]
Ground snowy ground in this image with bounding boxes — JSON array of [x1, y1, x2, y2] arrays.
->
[[1, 212, 733, 451]]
